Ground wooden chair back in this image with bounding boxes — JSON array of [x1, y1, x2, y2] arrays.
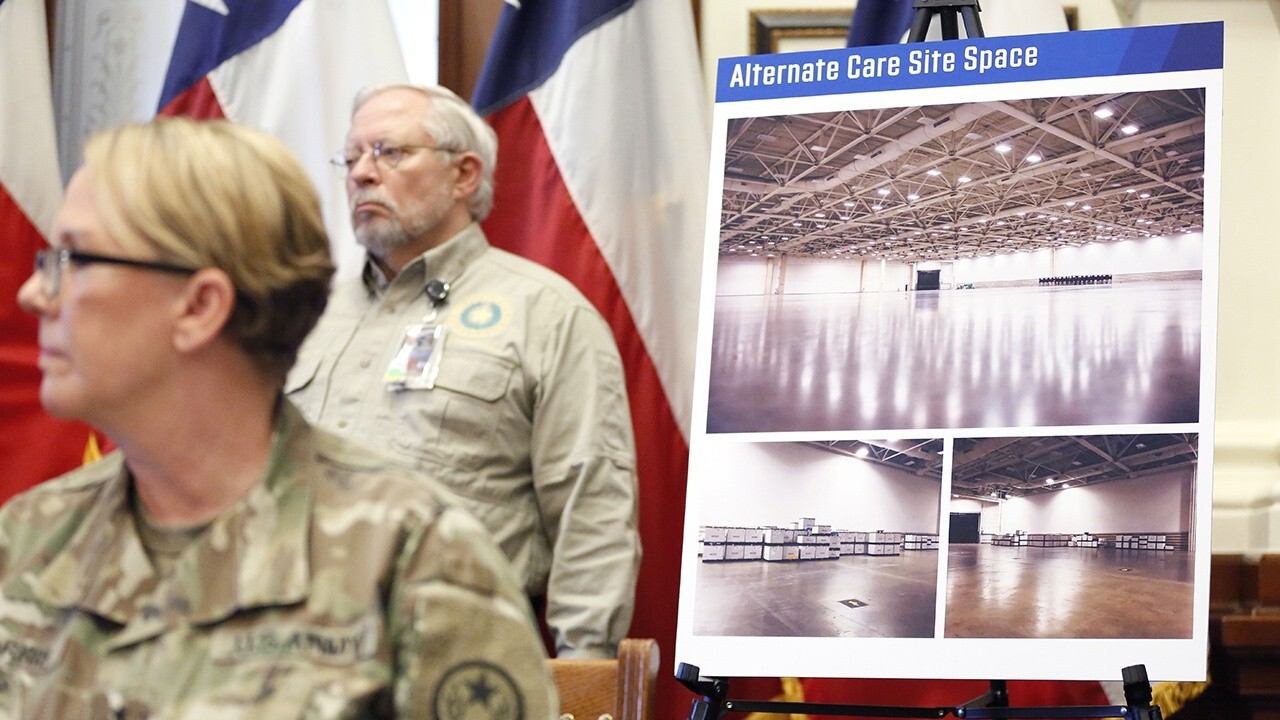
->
[[549, 638, 659, 720]]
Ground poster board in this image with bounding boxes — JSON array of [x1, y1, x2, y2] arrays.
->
[[675, 22, 1222, 682]]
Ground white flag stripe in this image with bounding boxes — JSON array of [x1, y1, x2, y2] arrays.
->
[[0, 0, 62, 234], [207, 0, 409, 280], [529, 0, 708, 436]]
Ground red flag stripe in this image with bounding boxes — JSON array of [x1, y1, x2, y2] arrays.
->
[[158, 76, 227, 120], [482, 96, 692, 714], [0, 185, 102, 502]]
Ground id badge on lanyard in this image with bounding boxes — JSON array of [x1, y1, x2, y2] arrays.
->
[[385, 322, 447, 390], [384, 278, 451, 391]]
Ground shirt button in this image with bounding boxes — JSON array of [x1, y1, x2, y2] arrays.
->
[[359, 359, 372, 369], [338, 420, 349, 429]]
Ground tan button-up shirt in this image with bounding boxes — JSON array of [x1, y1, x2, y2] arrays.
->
[[287, 224, 640, 659]]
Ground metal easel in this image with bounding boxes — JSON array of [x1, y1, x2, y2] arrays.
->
[[676, 663, 1162, 719], [908, 0, 985, 42]]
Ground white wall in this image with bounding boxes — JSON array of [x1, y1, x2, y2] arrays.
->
[[694, 441, 941, 532], [716, 255, 914, 296], [952, 233, 1203, 284], [949, 498, 990, 514], [979, 467, 1194, 535], [955, 247, 1054, 284], [716, 257, 770, 295], [784, 256, 863, 294], [1054, 233, 1203, 276], [722, 232, 1202, 293]]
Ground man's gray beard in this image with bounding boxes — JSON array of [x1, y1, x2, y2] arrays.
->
[[355, 217, 412, 257]]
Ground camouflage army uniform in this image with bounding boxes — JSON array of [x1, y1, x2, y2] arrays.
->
[[288, 223, 640, 659], [0, 401, 558, 720]]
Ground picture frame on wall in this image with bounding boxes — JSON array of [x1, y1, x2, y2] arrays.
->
[[749, 9, 853, 55], [747, 4, 1079, 58]]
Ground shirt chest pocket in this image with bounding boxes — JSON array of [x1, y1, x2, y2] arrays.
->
[[388, 349, 521, 479], [0, 613, 107, 719]]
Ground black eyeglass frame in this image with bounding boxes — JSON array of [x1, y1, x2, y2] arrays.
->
[[35, 248, 198, 298]]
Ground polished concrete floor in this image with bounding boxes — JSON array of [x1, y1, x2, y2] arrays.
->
[[944, 544, 1194, 639], [708, 281, 1201, 433], [692, 552, 939, 638], [690, 544, 1195, 640]]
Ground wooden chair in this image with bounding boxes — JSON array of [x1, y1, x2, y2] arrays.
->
[[549, 638, 659, 720]]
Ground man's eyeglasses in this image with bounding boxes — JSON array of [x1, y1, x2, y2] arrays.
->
[[34, 248, 197, 298], [329, 141, 458, 174]]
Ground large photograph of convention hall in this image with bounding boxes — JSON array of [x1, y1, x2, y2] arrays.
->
[[708, 88, 1208, 434]]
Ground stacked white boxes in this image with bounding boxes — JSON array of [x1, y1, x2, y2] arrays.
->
[[700, 526, 728, 561], [867, 531, 903, 556], [1115, 533, 1174, 551], [807, 532, 836, 560], [1070, 533, 1100, 548], [763, 526, 800, 562], [840, 531, 870, 556], [903, 533, 939, 551], [763, 544, 800, 561], [701, 526, 772, 562], [741, 528, 765, 560], [700, 519, 938, 563], [992, 533, 1025, 547], [1027, 533, 1070, 548]]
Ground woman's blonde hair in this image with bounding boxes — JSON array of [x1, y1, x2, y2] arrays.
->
[[83, 118, 334, 385]]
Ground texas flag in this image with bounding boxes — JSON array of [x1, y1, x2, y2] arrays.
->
[[156, 0, 410, 277], [0, 0, 102, 503], [472, 0, 708, 715]]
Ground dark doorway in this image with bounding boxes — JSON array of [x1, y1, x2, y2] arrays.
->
[[916, 269, 941, 290], [949, 512, 980, 544]]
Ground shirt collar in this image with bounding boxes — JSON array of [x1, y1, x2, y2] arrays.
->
[[360, 222, 490, 300]]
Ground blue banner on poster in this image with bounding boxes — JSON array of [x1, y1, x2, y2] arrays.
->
[[715, 22, 1223, 103]]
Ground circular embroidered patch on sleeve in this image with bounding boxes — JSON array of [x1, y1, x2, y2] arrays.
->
[[433, 660, 525, 720]]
